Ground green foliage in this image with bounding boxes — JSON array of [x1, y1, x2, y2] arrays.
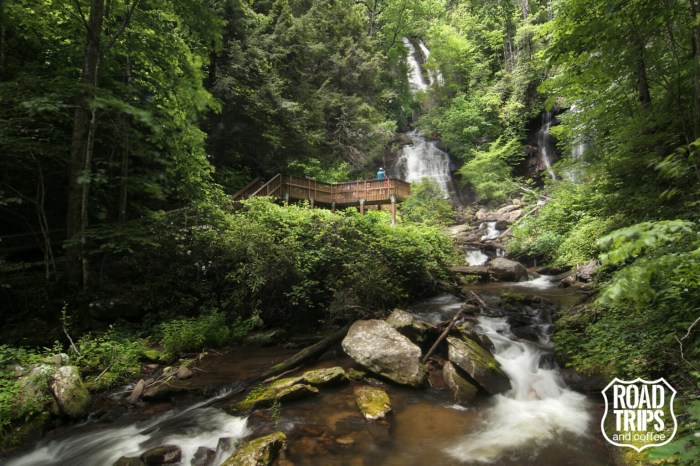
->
[[71, 327, 148, 391], [400, 179, 455, 225], [159, 310, 259, 355], [458, 137, 523, 204], [0, 345, 44, 430]]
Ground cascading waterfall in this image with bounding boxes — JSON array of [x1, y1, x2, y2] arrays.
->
[[479, 221, 500, 241], [417, 41, 444, 86], [402, 37, 428, 93], [394, 130, 451, 197], [446, 314, 592, 463], [538, 112, 557, 180], [465, 249, 489, 266]]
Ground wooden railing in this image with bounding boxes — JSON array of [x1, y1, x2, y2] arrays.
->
[[232, 174, 411, 207], [231, 177, 262, 202]]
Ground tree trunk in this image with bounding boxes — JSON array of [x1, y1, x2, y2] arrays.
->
[[118, 54, 132, 223], [65, 0, 105, 288], [690, 0, 700, 138], [0, 25, 6, 81], [635, 40, 652, 108]]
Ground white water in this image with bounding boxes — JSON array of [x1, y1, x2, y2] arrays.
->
[[479, 221, 500, 241], [6, 391, 249, 466], [538, 112, 557, 180], [517, 275, 554, 290], [394, 130, 451, 196], [446, 317, 592, 463], [417, 41, 444, 86], [465, 249, 489, 266], [403, 37, 428, 93]]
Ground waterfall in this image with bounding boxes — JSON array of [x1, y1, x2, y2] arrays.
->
[[479, 221, 500, 241], [465, 249, 489, 266], [403, 37, 428, 93], [446, 315, 592, 463], [537, 112, 557, 180], [393, 130, 451, 197], [417, 41, 444, 86]]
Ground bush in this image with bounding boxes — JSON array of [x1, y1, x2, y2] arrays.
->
[[400, 179, 455, 226]]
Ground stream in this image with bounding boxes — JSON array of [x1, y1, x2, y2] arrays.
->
[[6, 275, 612, 466]]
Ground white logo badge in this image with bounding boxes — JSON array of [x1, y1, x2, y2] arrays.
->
[[601, 377, 677, 452]]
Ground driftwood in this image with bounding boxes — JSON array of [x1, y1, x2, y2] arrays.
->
[[422, 309, 464, 364], [253, 324, 350, 382]]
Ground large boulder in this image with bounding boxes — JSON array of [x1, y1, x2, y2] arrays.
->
[[442, 361, 479, 404], [446, 337, 511, 395], [49, 365, 91, 418], [385, 309, 436, 346], [221, 431, 287, 466], [488, 257, 528, 282], [475, 205, 523, 224], [353, 385, 392, 420], [342, 320, 426, 387], [141, 445, 181, 465]]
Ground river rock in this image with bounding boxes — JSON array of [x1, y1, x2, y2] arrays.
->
[[475, 205, 523, 224], [221, 431, 287, 466], [175, 366, 192, 380], [451, 323, 495, 353], [446, 336, 511, 395], [488, 257, 528, 282], [442, 361, 479, 403], [228, 378, 319, 414], [141, 445, 181, 465], [353, 385, 391, 420], [342, 320, 426, 387], [385, 309, 435, 346], [191, 447, 216, 466], [49, 365, 91, 418], [299, 366, 348, 386], [113, 457, 146, 466], [128, 379, 145, 404]]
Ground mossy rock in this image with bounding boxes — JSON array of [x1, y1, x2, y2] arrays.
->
[[141, 349, 162, 362], [447, 336, 511, 395], [299, 367, 348, 386], [353, 385, 391, 420], [227, 381, 318, 415], [113, 456, 146, 466], [221, 431, 287, 466]]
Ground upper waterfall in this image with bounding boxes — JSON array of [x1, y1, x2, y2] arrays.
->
[[393, 130, 451, 197], [403, 37, 428, 93]]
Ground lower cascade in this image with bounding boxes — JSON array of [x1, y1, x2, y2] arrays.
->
[[445, 315, 592, 463], [393, 130, 452, 197]]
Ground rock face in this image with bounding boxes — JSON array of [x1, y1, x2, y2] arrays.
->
[[342, 320, 426, 387], [385, 309, 435, 346], [221, 431, 287, 466], [488, 257, 528, 282], [475, 205, 523, 224], [49, 365, 91, 418], [442, 361, 479, 404], [446, 337, 511, 395], [353, 385, 391, 420]]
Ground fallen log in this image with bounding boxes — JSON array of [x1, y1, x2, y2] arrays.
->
[[422, 309, 464, 363]]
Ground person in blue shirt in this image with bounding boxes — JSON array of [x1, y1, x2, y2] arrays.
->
[[377, 167, 385, 180]]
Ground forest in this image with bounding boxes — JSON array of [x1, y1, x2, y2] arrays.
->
[[0, 0, 699, 464]]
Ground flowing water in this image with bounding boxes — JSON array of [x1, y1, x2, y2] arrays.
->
[[538, 112, 557, 180], [5, 279, 610, 465], [403, 37, 428, 93], [393, 130, 451, 197]]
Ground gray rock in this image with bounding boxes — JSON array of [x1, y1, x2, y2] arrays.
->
[[113, 457, 146, 466], [488, 257, 528, 282], [49, 365, 91, 418], [221, 431, 287, 466], [140, 445, 181, 465], [175, 366, 192, 380], [447, 336, 511, 395], [443, 361, 479, 403], [128, 379, 145, 405], [385, 309, 435, 346], [342, 320, 426, 387]]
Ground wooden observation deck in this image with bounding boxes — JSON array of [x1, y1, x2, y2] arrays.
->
[[231, 174, 411, 220]]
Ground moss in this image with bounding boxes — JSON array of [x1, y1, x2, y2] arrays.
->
[[353, 385, 391, 420], [0, 411, 51, 456], [227, 382, 318, 415], [221, 431, 287, 466]]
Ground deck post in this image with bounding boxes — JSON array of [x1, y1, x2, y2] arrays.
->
[[331, 201, 336, 213], [309, 197, 314, 209], [390, 194, 397, 226], [359, 198, 365, 215], [284, 193, 289, 206]]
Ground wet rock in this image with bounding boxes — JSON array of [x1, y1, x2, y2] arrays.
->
[[385, 309, 436, 346], [353, 385, 391, 420], [442, 361, 479, 404], [113, 457, 146, 466], [141, 445, 181, 464], [128, 379, 145, 404], [475, 205, 523, 224], [447, 336, 511, 395], [175, 366, 192, 380], [451, 322, 495, 353], [487, 257, 528, 282], [341, 320, 426, 387], [191, 447, 216, 466], [449, 265, 490, 281], [221, 431, 287, 466], [575, 260, 599, 282], [50, 365, 91, 419], [227, 378, 319, 415], [299, 367, 348, 386], [141, 379, 189, 401]]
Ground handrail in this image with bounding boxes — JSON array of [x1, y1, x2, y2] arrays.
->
[[231, 177, 262, 201], [238, 173, 411, 206]]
